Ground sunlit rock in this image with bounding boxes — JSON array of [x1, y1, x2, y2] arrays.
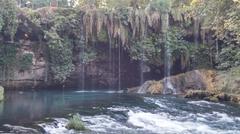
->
[[129, 70, 216, 94]]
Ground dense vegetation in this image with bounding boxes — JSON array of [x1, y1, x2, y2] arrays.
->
[[0, 0, 239, 83]]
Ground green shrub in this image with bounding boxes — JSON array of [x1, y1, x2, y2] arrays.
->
[[66, 114, 86, 131], [46, 31, 74, 83], [217, 45, 240, 70]]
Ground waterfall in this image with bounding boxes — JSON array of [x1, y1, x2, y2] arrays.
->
[[163, 46, 175, 94], [81, 44, 85, 90], [140, 50, 144, 85], [118, 44, 121, 90], [108, 35, 112, 89], [162, 13, 176, 94]]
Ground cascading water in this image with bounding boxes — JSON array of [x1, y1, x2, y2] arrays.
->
[[140, 21, 147, 86], [163, 46, 175, 94], [118, 44, 121, 90], [162, 13, 176, 94], [140, 48, 144, 85], [81, 44, 85, 90], [108, 35, 113, 89]]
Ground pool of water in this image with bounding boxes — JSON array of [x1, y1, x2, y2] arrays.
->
[[1, 89, 240, 134]]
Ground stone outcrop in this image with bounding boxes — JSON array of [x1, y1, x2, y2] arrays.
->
[[128, 70, 216, 94], [128, 67, 240, 104], [128, 80, 164, 94]]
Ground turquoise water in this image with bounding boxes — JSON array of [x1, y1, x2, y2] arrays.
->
[[1, 90, 240, 134]]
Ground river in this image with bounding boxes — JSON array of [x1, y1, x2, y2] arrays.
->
[[0, 89, 240, 134]]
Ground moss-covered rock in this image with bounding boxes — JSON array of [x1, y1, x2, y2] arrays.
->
[[184, 90, 217, 99], [0, 86, 4, 101]]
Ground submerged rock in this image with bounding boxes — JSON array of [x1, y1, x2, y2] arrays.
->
[[0, 86, 4, 101], [184, 90, 240, 104], [3, 124, 39, 134], [184, 90, 217, 100]]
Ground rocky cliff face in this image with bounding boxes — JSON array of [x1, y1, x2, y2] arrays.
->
[[0, 41, 142, 90]]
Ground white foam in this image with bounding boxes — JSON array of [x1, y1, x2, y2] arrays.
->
[[144, 97, 168, 109], [82, 115, 131, 133], [75, 90, 124, 94], [107, 106, 129, 112], [188, 100, 225, 107], [39, 118, 74, 134], [198, 112, 238, 123], [127, 110, 240, 134]]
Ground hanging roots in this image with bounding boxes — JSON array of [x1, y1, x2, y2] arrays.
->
[[81, 7, 164, 48]]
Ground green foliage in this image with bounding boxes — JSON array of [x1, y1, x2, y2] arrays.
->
[[129, 35, 162, 66], [178, 0, 240, 70], [32, 0, 51, 8], [150, 0, 172, 12], [46, 31, 74, 83], [18, 53, 33, 71], [0, 44, 18, 80], [79, 46, 97, 64], [217, 45, 240, 70], [41, 9, 79, 83], [66, 113, 86, 131], [0, 44, 34, 79], [0, 45, 17, 67], [189, 45, 212, 69], [21, 8, 42, 26], [0, 0, 18, 41]]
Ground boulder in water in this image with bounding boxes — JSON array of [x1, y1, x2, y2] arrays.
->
[[128, 70, 216, 94], [128, 80, 164, 94], [3, 124, 39, 134], [184, 90, 240, 104]]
